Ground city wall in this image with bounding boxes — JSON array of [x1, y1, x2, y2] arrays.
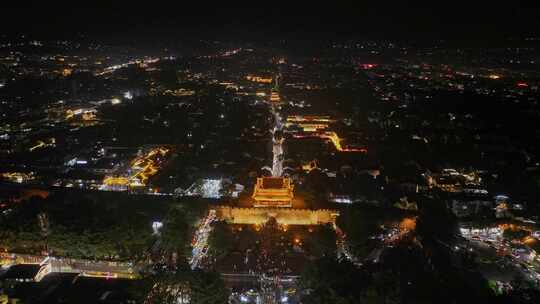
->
[[214, 206, 339, 225]]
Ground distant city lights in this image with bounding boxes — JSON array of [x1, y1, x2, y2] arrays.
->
[[201, 179, 222, 199], [359, 63, 378, 69], [111, 98, 122, 105]]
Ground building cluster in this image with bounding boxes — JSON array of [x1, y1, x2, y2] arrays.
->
[[1, 36, 540, 301]]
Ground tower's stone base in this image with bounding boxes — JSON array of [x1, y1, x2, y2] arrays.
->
[[215, 206, 338, 225]]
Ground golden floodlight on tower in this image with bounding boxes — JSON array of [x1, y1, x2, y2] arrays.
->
[[269, 91, 281, 103], [252, 177, 294, 208]]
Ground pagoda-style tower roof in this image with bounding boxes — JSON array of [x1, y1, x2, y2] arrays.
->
[[252, 177, 294, 207]]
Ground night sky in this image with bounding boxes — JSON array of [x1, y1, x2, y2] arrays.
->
[[2, 3, 540, 42]]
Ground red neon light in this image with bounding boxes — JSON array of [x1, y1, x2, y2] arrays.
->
[[359, 64, 378, 70]]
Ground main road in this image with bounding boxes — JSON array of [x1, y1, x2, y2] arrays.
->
[[270, 106, 284, 177]]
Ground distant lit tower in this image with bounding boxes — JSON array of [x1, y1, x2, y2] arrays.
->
[[269, 74, 282, 104], [274, 74, 279, 90]]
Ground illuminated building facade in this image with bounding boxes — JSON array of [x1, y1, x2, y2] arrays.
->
[[246, 75, 273, 84], [216, 206, 338, 225], [252, 177, 294, 207], [269, 90, 281, 103], [0, 172, 36, 183], [65, 108, 97, 120], [101, 147, 169, 190]]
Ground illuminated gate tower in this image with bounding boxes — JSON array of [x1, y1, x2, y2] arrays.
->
[[252, 177, 294, 208]]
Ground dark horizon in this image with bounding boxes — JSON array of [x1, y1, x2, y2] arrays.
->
[[2, 3, 540, 44], [2, 3, 540, 304]]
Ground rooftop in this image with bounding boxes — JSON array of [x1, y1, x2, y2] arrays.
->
[[261, 177, 287, 189]]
